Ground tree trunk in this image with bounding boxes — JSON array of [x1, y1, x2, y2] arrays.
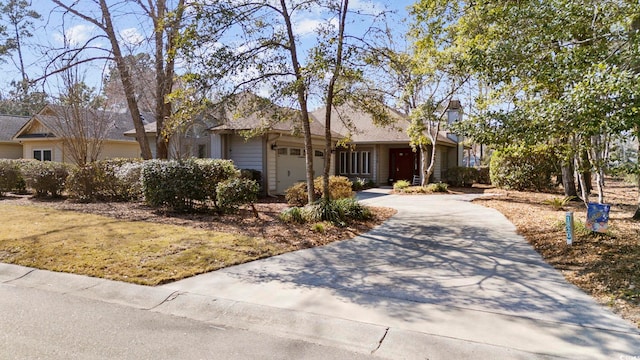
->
[[419, 144, 430, 186], [154, 0, 168, 160], [322, 0, 348, 201], [280, 0, 314, 204], [98, 0, 153, 159], [575, 155, 589, 206], [634, 126, 640, 220], [560, 162, 578, 197], [145, 0, 185, 160]]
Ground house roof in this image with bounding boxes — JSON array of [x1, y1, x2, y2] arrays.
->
[[15, 105, 155, 142], [123, 120, 158, 136], [311, 102, 459, 147], [0, 114, 29, 142], [208, 92, 341, 139]]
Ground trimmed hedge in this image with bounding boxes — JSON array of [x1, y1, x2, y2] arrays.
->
[[477, 166, 491, 185], [0, 160, 21, 196], [141, 158, 239, 212], [20, 160, 70, 197], [65, 159, 144, 202], [490, 146, 556, 191]]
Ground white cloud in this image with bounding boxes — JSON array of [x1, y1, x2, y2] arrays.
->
[[293, 17, 339, 37], [294, 18, 323, 36], [53, 24, 96, 46], [119, 28, 144, 46]]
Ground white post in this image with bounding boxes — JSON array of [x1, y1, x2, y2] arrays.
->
[[566, 212, 574, 245]]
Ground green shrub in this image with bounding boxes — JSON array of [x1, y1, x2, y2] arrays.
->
[[284, 176, 354, 206], [333, 197, 372, 221], [216, 178, 259, 214], [66, 163, 104, 202], [196, 158, 239, 200], [477, 166, 491, 185], [0, 160, 20, 196], [142, 159, 206, 211], [311, 223, 326, 233], [66, 159, 144, 202], [443, 167, 478, 187], [111, 160, 144, 201], [20, 161, 70, 197], [490, 145, 557, 191], [351, 177, 374, 191], [543, 196, 575, 211], [281, 198, 371, 226], [142, 158, 239, 212], [279, 206, 306, 223], [393, 180, 410, 191], [426, 182, 449, 192]]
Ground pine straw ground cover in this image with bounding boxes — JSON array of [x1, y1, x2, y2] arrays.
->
[[472, 178, 640, 327], [0, 195, 395, 286]]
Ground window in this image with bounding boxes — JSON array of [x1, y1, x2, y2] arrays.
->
[[350, 152, 359, 174], [277, 148, 287, 155], [339, 152, 348, 174], [33, 149, 52, 161], [314, 150, 324, 157], [361, 151, 370, 174], [289, 148, 302, 156]]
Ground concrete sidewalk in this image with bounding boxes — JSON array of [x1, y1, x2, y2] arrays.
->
[[2, 189, 640, 359]]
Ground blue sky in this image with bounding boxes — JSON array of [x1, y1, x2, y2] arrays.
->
[[0, 0, 416, 99]]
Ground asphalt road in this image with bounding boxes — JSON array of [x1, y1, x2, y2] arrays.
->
[[0, 283, 372, 360]]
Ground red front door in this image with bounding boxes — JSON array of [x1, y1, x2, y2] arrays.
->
[[389, 148, 416, 182]]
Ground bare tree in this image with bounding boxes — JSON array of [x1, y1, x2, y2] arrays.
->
[[50, 66, 111, 166], [102, 54, 156, 113]]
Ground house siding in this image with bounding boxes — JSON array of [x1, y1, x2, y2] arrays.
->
[[99, 141, 141, 160], [210, 133, 223, 159], [22, 140, 64, 162], [0, 143, 23, 159], [229, 135, 263, 171]]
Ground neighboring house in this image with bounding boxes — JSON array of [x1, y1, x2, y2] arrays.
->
[[0, 115, 29, 159], [206, 93, 340, 195], [312, 100, 464, 185], [123, 120, 159, 159], [13, 105, 153, 163]]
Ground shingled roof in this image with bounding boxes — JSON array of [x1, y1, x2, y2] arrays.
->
[[15, 105, 155, 141], [311, 101, 459, 146], [0, 114, 29, 142], [208, 92, 341, 138]]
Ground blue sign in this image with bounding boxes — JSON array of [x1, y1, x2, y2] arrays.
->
[[586, 203, 611, 233]]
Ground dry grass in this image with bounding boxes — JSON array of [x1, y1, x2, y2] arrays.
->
[[0, 197, 395, 286], [0, 204, 284, 285], [474, 179, 640, 326]]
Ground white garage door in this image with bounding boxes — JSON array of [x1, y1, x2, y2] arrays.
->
[[276, 147, 326, 194]]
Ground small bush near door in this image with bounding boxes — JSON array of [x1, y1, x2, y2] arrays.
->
[[284, 176, 354, 206], [443, 167, 479, 187]]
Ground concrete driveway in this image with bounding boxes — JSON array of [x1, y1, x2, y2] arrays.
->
[[162, 189, 640, 359]]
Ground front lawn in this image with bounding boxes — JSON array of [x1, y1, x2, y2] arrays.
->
[[0, 198, 394, 286]]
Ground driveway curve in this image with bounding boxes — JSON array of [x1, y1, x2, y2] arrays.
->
[[164, 189, 640, 359]]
